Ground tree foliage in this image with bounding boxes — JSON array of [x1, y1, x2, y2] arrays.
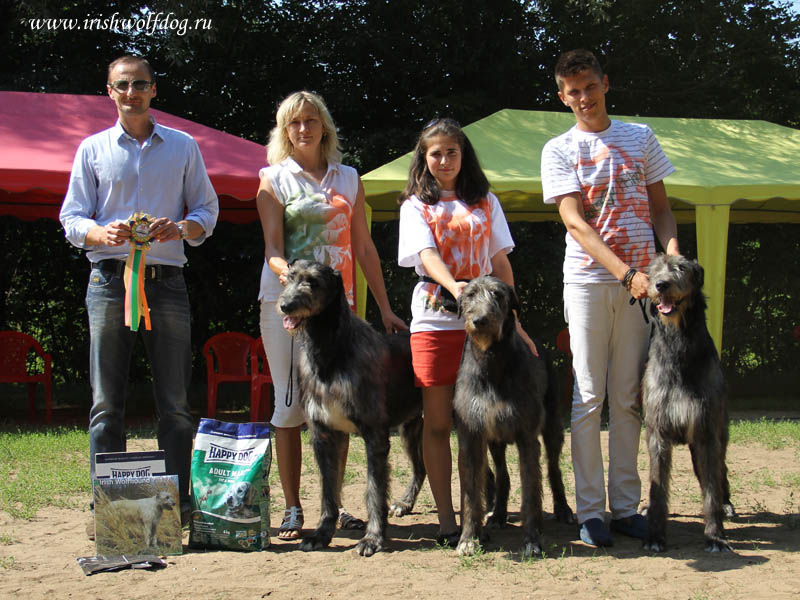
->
[[8, 1, 796, 165]]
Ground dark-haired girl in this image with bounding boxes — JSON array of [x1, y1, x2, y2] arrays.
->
[[397, 118, 535, 546]]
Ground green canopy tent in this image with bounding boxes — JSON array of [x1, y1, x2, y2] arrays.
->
[[362, 109, 800, 353]]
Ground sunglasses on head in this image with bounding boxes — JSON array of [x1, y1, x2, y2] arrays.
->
[[423, 117, 461, 130], [109, 79, 153, 92]]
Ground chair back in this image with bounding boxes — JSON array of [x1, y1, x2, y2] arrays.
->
[[0, 330, 53, 423], [250, 336, 269, 377], [556, 328, 571, 356], [0, 330, 48, 381], [203, 332, 254, 376], [249, 336, 274, 422]]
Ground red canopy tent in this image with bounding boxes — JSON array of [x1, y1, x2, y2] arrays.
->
[[0, 91, 263, 223]]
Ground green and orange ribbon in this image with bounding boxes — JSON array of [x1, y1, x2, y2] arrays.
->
[[124, 212, 152, 331]]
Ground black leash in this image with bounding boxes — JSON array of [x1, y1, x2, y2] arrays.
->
[[419, 276, 470, 314], [285, 336, 294, 407], [630, 296, 650, 325]]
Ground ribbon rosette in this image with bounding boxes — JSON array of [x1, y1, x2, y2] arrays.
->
[[124, 212, 153, 331]]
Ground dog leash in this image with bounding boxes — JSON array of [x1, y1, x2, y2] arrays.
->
[[419, 275, 470, 314], [630, 296, 650, 325], [285, 336, 294, 408]]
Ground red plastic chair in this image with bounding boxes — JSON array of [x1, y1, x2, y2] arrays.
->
[[556, 328, 573, 410], [203, 332, 255, 418], [249, 337, 274, 423], [0, 331, 52, 423]]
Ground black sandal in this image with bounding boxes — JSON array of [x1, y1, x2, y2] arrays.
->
[[337, 508, 366, 530]]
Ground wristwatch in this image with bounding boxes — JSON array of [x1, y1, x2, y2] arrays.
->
[[177, 222, 188, 240]]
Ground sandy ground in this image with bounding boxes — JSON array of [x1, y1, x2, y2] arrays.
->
[[1, 426, 799, 600]]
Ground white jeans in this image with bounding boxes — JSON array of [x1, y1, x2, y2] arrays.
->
[[259, 300, 305, 428], [564, 282, 650, 523]]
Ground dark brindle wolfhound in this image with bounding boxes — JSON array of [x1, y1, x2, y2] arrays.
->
[[643, 254, 735, 553], [454, 276, 574, 558], [278, 260, 425, 557]]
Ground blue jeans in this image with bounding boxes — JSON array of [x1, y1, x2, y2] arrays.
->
[[86, 263, 193, 506]]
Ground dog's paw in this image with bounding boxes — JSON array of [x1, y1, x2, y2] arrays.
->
[[553, 502, 576, 524], [389, 501, 412, 517], [520, 538, 542, 559], [705, 537, 733, 553], [723, 503, 736, 519], [355, 534, 384, 557], [643, 536, 666, 552], [485, 511, 507, 529], [456, 538, 479, 556], [298, 535, 330, 552]]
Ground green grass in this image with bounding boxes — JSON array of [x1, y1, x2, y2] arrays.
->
[[0, 427, 91, 519], [1, 419, 799, 522], [728, 418, 800, 449]]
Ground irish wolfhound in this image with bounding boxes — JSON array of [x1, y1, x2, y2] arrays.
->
[[643, 253, 735, 553], [278, 260, 425, 557], [108, 490, 176, 549], [454, 276, 574, 558]]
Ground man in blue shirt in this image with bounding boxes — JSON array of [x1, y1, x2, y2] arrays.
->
[[60, 55, 219, 531]]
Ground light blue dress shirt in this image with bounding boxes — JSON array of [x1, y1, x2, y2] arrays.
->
[[60, 118, 219, 266]]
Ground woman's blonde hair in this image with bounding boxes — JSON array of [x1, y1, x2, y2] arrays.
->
[[266, 91, 342, 165]]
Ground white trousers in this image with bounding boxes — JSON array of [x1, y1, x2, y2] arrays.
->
[[564, 282, 650, 523], [259, 300, 305, 428]]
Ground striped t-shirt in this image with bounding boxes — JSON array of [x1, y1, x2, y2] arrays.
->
[[541, 120, 674, 284]]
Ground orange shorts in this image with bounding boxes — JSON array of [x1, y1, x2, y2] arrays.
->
[[410, 330, 466, 388]]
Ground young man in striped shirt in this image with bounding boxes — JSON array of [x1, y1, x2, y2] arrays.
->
[[541, 48, 680, 547]]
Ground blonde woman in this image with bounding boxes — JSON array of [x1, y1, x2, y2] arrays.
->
[[256, 91, 406, 539]]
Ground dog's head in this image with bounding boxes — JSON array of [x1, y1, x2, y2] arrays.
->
[[224, 481, 254, 510], [278, 260, 346, 333], [458, 276, 520, 352], [155, 490, 176, 510], [647, 253, 705, 328]]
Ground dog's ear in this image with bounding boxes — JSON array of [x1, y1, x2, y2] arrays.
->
[[692, 260, 704, 288], [332, 268, 343, 291], [509, 286, 521, 314], [457, 293, 464, 318]]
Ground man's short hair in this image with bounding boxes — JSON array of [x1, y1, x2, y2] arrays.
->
[[107, 55, 155, 83], [555, 49, 604, 89]]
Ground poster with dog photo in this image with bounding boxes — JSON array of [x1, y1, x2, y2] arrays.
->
[[93, 475, 182, 556]]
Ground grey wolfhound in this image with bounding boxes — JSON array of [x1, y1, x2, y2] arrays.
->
[[278, 260, 425, 557], [643, 254, 735, 553], [454, 276, 574, 558]]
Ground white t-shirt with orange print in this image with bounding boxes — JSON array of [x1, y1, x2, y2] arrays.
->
[[541, 120, 675, 284], [398, 191, 514, 333]]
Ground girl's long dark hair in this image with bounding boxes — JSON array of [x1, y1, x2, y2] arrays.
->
[[399, 118, 489, 206]]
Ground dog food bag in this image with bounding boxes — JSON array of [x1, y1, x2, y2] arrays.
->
[[189, 419, 271, 551]]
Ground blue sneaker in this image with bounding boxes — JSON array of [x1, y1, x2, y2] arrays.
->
[[579, 518, 613, 547], [610, 514, 648, 539]]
